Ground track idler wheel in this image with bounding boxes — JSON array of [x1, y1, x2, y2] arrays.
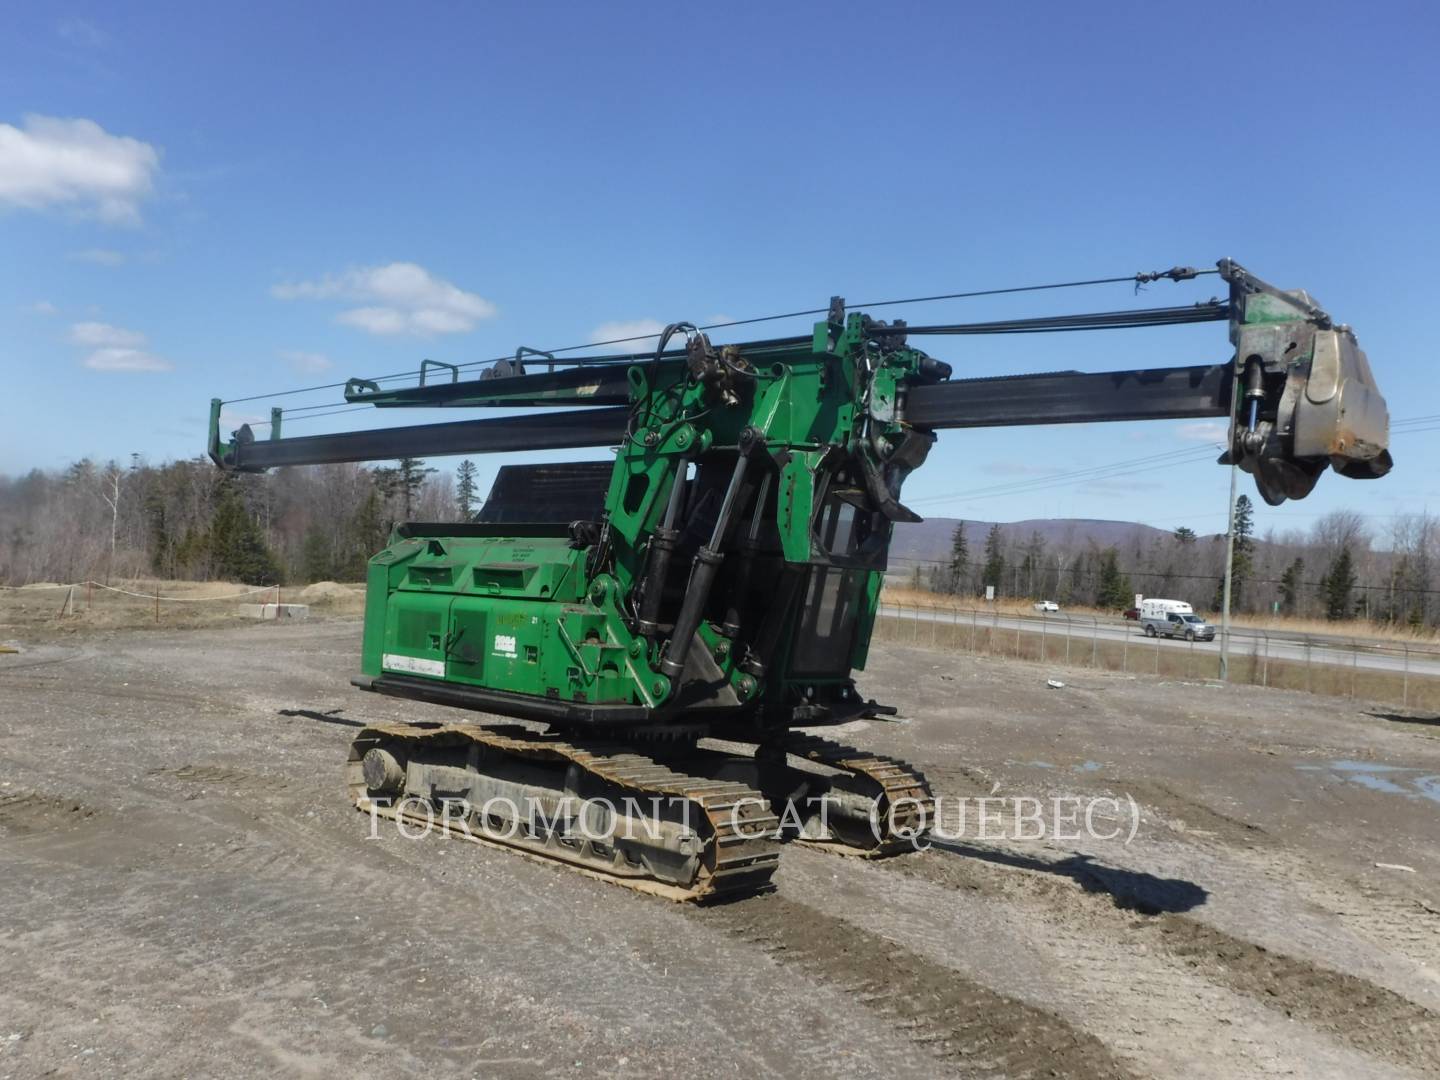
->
[[361, 747, 406, 794]]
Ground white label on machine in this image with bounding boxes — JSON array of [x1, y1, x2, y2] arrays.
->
[[493, 634, 518, 658], [382, 653, 445, 677]]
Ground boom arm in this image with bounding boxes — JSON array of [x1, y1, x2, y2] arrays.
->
[[209, 260, 1392, 506], [209, 365, 1232, 469]]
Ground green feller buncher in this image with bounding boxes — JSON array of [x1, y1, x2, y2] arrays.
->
[[210, 260, 1392, 900]]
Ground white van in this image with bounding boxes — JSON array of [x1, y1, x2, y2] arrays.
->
[[1138, 598, 1215, 642]]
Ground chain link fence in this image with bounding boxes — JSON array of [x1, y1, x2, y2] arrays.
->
[[873, 603, 1440, 711]]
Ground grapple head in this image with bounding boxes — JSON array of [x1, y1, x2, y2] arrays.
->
[[1220, 262, 1392, 506]]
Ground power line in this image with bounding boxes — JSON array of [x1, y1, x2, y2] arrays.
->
[[220, 265, 1219, 405], [901, 301, 1227, 336], [907, 408, 1435, 511], [906, 446, 1221, 507]]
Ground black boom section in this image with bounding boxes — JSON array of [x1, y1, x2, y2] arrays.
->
[[218, 407, 630, 470], [903, 364, 1231, 429], [215, 365, 1235, 470]]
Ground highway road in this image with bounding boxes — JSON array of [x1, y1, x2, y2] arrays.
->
[[878, 604, 1440, 681]]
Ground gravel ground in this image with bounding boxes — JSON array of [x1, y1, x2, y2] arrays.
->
[[1, 618, 1438, 1078]]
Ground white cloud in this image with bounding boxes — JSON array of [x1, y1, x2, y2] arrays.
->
[[57, 18, 107, 48], [83, 347, 170, 372], [336, 307, 408, 335], [29, 300, 58, 316], [67, 321, 170, 372], [1176, 421, 1228, 443], [0, 115, 160, 224], [589, 319, 672, 351], [68, 247, 126, 265], [69, 321, 145, 348], [280, 349, 333, 373], [272, 261, 496, 336]]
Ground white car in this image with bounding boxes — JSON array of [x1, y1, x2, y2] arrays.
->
[[1033, 601, 1060, 613]]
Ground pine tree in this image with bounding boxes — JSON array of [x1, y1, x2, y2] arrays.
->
[[345, 484, 388, 579], [946, 522, 968, 595], [373, 458, 436, 522], [1278, 557, 1304, 614], [1068, 550, 1088, 605], [208, 478, 281, 584], [301, 527, 333, 582], [1021, 531, 1045, 598], [1320, 546, 1356, 620], [1232, 494, 1255, 609], [1096, 547, 1132, 609], [1214, 494, 1256, 611], [981, 524, 1005, 597], [145, 487, 170, 576], [455, 459, 479, 520]]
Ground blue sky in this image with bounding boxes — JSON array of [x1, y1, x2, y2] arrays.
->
[[2, 1, 1437, 539]]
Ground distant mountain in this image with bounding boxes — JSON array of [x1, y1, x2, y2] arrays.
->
[[888, 517, 1183, 571]]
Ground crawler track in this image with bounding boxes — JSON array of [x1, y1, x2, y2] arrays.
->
[[346, 722, 780, 901], [345, 724, 936, 898], [782, 733, 935, 855]]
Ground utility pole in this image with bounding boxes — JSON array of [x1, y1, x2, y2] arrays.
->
[[1219, 460, 1238, 681]]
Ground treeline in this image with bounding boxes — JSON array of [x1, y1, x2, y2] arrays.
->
[[0, 456, 478, 586], [917, 498, 1438, 626], [5, 457, 1435, 628]]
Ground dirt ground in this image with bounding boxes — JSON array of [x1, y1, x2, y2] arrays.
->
[[1, 617, 1438, 1079]]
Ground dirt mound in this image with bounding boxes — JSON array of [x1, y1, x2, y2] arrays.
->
[[299, 581, 361, 604]]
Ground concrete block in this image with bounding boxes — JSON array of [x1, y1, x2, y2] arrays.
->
[[240, 603, 310, 620]]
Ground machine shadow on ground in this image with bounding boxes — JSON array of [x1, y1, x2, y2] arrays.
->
[[1367, 710, 1440, 730], [927, 838, 1209, 914], [277, 707, 366, 728]]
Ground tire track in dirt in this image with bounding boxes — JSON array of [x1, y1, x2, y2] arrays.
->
[[925, 758, 1440, 1003], [891, 845, 1440, 1075], [1152, 914, 1440, 1070], [1162, 832, 1440, 990], [1107, 773, 1440, 966], [1, 789, 940, 1079], [698, 893, 1135, 1079], [786, 845, 1398, 1079]]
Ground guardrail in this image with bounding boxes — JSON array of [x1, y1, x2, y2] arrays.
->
[[873, 603, 1440, 711]]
